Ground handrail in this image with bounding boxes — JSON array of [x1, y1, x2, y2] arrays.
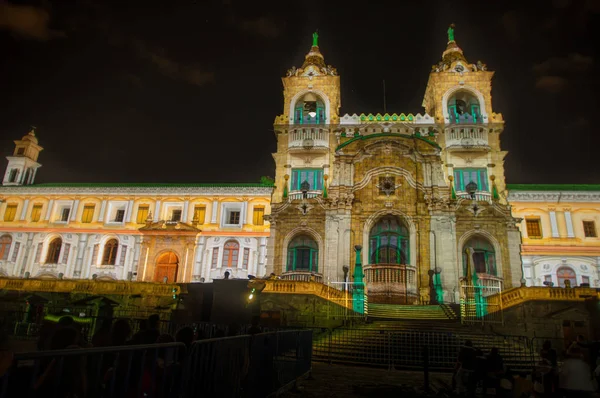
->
[[485, 286, 600, 312], [262, 279, 354, 309], [0, 277, 180, 296]]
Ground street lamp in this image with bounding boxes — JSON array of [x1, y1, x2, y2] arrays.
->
[[466, 181, 478, 199], [466, 181, 479, 215], [301, 180, 310, 199]]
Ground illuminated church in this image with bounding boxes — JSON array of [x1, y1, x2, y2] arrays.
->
[[0, 28, 598, 304]]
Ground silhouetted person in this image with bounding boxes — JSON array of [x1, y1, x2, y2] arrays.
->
[[248, 316, 262, 335], [176, 326, 195, 361], [92, 318, 112, 347], [484, 347, 504, 394], [110, 318, 132, 346], [456, 340, 477, 397], [537, 340, 558, 397], [224, 271, 230, 279], [131, 315, 161, 345], [560, 346, 595, 396]]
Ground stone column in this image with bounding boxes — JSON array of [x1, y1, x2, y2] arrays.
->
[[98, 200, 107, 222], [564, 209, 575, 238], [182, 200, 190, 223], [507, 228, 524, 288], [430, 216, 457, 303], [211, 201, 218, 224], [19, 199, 29, 220], [70, 199, 80, 221], [130, 236, 142, 279], [154, 200, 161, 222], [125, 200, 134, 223], [192, 236, 205, 281], [241, 202, 248, 226], [73, 233, 88, 278], [265, 224, 276, 275], [549, 209, 559, 238], [324, 213, 340, 284], [257, 236, 267, 277], [44, 200, 54, 221], [18, 233, 35, 277]]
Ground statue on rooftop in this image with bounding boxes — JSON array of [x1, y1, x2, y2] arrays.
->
[[448, 24, 455, 42], [312, 31, 319, 47]]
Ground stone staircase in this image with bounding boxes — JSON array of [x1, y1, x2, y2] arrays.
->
[[311, 320, 534, 372], [367, 303, 458, 320]]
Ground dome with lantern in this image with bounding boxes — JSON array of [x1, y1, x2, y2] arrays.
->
[[432, 24, 488, 74], [285, 32, 338, 78]]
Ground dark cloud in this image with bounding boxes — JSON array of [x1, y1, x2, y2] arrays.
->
[[533, 53, 593, 92], [0, 3, 65, 40], [535, 76, 568, 93], [131, 40, 214, 87], [239, 16, 280, 38]]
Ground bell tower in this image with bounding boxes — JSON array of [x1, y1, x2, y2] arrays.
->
[[3, 128, 43, 186], [271, 32, 341, 203], [423, 24, 507, 203]]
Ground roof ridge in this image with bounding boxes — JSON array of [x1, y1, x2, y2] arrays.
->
[[507, 184, 600, 191]]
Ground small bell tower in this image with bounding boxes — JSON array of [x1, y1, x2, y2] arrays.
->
[[3, 127, 43, 186]]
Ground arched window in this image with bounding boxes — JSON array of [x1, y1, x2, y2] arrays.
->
[[557, 267, 577, 288], [369, 216, 409, 265], [448, 90, 481, 124], [0, 235, 12, 260], [463, 236, 496, 276], [287, 235, 318, 272], [222, 240, 239, 268], [102, 239, 119, 265], [294, 93, 326, 124], [45, 238, 62, 264]]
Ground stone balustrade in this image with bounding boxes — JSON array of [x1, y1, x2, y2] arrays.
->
[[0, 277, 180, 297], [280, 271, 323, 283], [261, 279, 354, 309], [485, 286, 600, 312], [288, 128, 329, 150]]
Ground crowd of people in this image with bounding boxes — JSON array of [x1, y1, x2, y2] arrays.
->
[[453, 336, 600, 398]]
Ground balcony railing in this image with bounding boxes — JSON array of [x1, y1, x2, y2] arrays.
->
[[288, 191, 321, 200], [364, 264, 418, 300], [484, 286, 600, 314], [288, 128, 328, 150], [445, 128, 488, 149], [280, 271, 323, 284], [456, 191, 493, 203], [448, 113, 483, 124]]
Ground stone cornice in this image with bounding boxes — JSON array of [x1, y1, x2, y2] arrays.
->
[[508, 191, 600, 203], [0, 186, 273, 197]]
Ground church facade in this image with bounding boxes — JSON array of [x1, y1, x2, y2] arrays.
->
[[266, 31, 523, 304], [0, 29, 598, 305]]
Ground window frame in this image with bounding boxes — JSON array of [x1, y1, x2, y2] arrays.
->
[[453, 168, 489, 192], [31, 204, 43, 222], [291, 168, 324, 192], [81, 204, 95, 223], [253, 206, 265, 226], [525, 218, 543, 239], [3, 204, 17, 222], [136, 205, 150, 224], [102, 239, 119, 266], [171, 209, 182, 222], [0, 235, 12, 260], [583, 221, 597, 238], [193, 205, 206, 225], [45, 238, 62, 264]]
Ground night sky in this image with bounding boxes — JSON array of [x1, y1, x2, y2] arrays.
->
[[0, 0, 598, 184]]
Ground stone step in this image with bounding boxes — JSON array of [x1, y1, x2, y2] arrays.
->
[[368, 304, 455, 320]]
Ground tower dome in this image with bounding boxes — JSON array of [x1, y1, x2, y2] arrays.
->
[[21, 128, 39, 144], [285, 32, 337, 78]]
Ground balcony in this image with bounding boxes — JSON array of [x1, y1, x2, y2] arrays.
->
[[445, 128, 489, 150], [280, 271, 323, 284], [364, 264, 418, 304], [288, 128, 328, 152], [448, 112, 483, 125], [288, 191, 321, 200], [456, 191, 493, 204]]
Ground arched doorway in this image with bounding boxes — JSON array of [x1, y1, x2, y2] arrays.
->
[[287, 235, 318, 272], [557, 267, 577, 288], [154, 251, 179, 283], [369, 216, 409, 265], [462, 236, 496, 276], [365, 216, 414, 304]]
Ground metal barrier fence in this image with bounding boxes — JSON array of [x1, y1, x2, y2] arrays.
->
[[0, 330, 313, 398], [311, 327, 535, 372]]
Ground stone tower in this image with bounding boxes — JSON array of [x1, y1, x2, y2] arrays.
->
[[2, 128, 43, 186]]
